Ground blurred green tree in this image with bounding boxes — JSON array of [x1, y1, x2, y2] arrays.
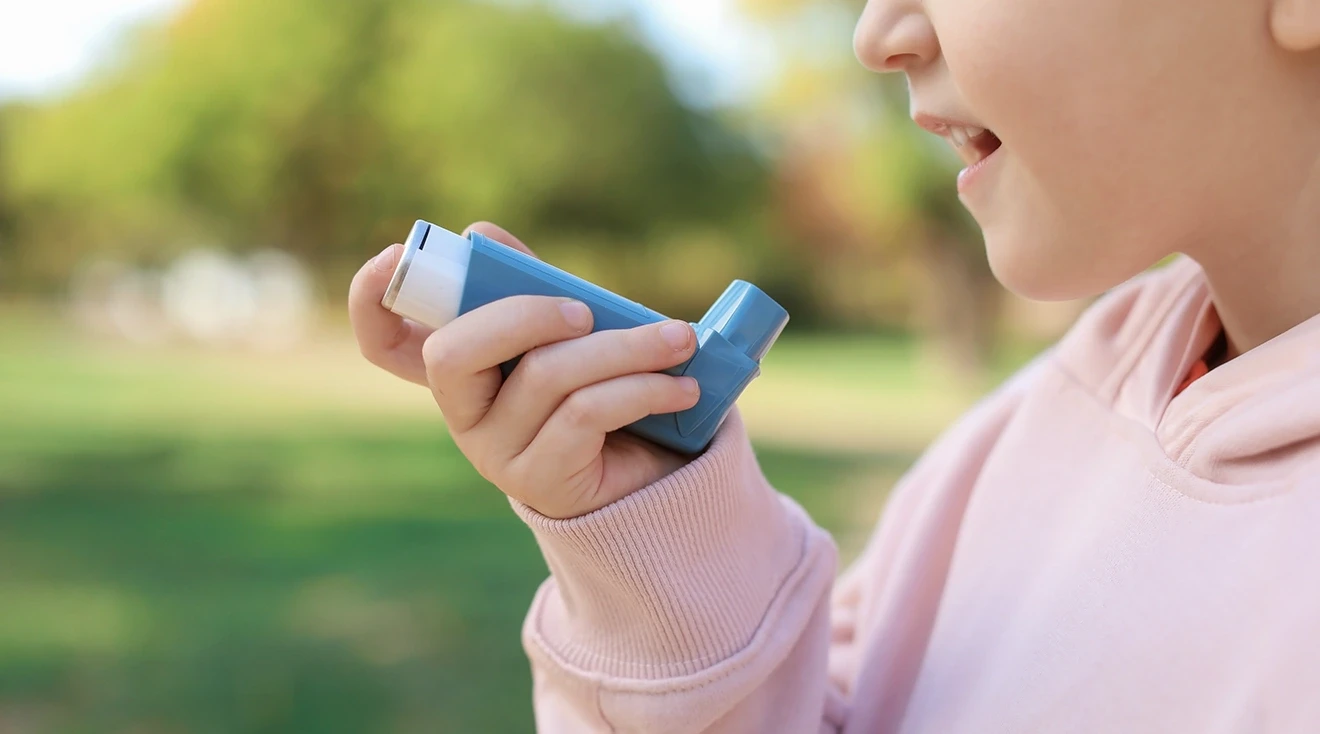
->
[[1, 0, 771, 320], [738, 0, 1003, 377], [0, 104, 17, 290]]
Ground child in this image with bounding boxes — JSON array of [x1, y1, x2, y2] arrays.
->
[[348, 0, 1320, 729]]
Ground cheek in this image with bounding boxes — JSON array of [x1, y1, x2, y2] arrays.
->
[[931, 0, 1240, 296], [943, 0, 1180, 213]]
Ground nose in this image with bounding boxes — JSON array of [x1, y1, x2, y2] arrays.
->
[[853, 0, 939, 73]]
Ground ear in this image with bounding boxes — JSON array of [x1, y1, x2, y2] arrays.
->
[[1271, 0, 1320, 51]]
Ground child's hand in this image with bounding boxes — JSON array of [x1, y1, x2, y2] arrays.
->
[[348, 222, 702, 520]]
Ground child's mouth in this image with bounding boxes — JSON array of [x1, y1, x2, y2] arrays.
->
[[913, 114, 1006, 195], [950, 127, 1002, 167]]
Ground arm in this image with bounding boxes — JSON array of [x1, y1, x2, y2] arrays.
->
[[513, 409, 841, 733], [348, 222, 1044, 732], [516, 350, 1047, 732]]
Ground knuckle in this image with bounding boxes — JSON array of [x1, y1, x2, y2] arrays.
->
[[421, 334, 457, 378], [357, 340, 384, 367], [558, 391, 595, 429], [463, 439, 504, 485], [358, 327, 405, 369], [501, 296, 570, 337], [516, 345, 559, 388], [648, 376, 675, 406], [625, 325, 666, 362], [518, 294, 560, 320], [656, 376, 690, 411], [633, 324, 660, 349]]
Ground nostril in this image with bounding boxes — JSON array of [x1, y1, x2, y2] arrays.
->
[[854, 10, 939, 73], [883, 52, 923, 72]]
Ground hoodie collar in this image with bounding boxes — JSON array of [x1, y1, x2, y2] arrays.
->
[[1056, 256, 1320, 488]]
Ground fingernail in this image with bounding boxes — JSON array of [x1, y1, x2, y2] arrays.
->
[[661, 321, 692, 350], [560, 300, 592, 332], [372, 244, 399, 273], [679, 377, 700, 396]]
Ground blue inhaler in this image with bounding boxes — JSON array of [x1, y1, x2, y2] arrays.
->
[[381, 220, 789, 454]]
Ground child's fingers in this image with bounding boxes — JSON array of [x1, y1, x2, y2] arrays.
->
[[513, 373, 700, 488], [348, 243, 434, 386], [463, 221, 537, 257], [483, 320, 696, 454], [349, 223, 529, 386], [422, 294, 595, 434]]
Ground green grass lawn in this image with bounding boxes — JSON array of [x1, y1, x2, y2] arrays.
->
[[0, 311, 1028, 732]]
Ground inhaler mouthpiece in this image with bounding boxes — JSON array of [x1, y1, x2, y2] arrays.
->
[[382, 224, 473, 328]]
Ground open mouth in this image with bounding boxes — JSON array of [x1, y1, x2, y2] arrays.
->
[[948, 126, 1003, 167]]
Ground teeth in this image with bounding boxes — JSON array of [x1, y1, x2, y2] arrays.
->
[[948, 125, 987, 148]]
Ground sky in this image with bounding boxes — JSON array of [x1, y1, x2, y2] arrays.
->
[[0, 0, 777, 106], [0, 0, 183, 100]]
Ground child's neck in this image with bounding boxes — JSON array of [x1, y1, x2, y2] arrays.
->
[[1197, 163, 1320, 359]]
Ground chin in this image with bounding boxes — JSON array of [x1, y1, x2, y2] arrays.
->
[[982, 227, 1133, 303]]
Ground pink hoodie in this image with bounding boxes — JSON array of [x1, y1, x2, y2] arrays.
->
[[508, 255, 1320, 732]]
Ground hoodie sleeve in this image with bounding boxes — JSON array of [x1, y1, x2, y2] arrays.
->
[[509, 354, 1046, 733], [508, 408, 839, 732]]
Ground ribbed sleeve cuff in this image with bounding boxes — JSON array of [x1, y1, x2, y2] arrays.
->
[[510, 409, 814, 680]]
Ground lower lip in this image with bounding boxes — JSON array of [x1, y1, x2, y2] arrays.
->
[[956, 146, 1003, 195]]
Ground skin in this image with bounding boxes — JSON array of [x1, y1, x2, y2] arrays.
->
[[854, 0, 1320, 358], [349, 223, 700, 520], [351, 0, 1320, 519]]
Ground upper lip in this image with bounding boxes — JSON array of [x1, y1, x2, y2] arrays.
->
[[912, 112, 988, 137]]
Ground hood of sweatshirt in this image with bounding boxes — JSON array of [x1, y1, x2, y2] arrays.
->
[[1052, 255, 1320, 487]]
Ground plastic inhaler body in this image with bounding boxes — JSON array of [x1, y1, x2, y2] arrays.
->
[[381, 220, 789, 455]]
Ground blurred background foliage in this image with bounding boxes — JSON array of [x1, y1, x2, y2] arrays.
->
[[0, 0, 1082, 366], [0, 0, 1083, 730]]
